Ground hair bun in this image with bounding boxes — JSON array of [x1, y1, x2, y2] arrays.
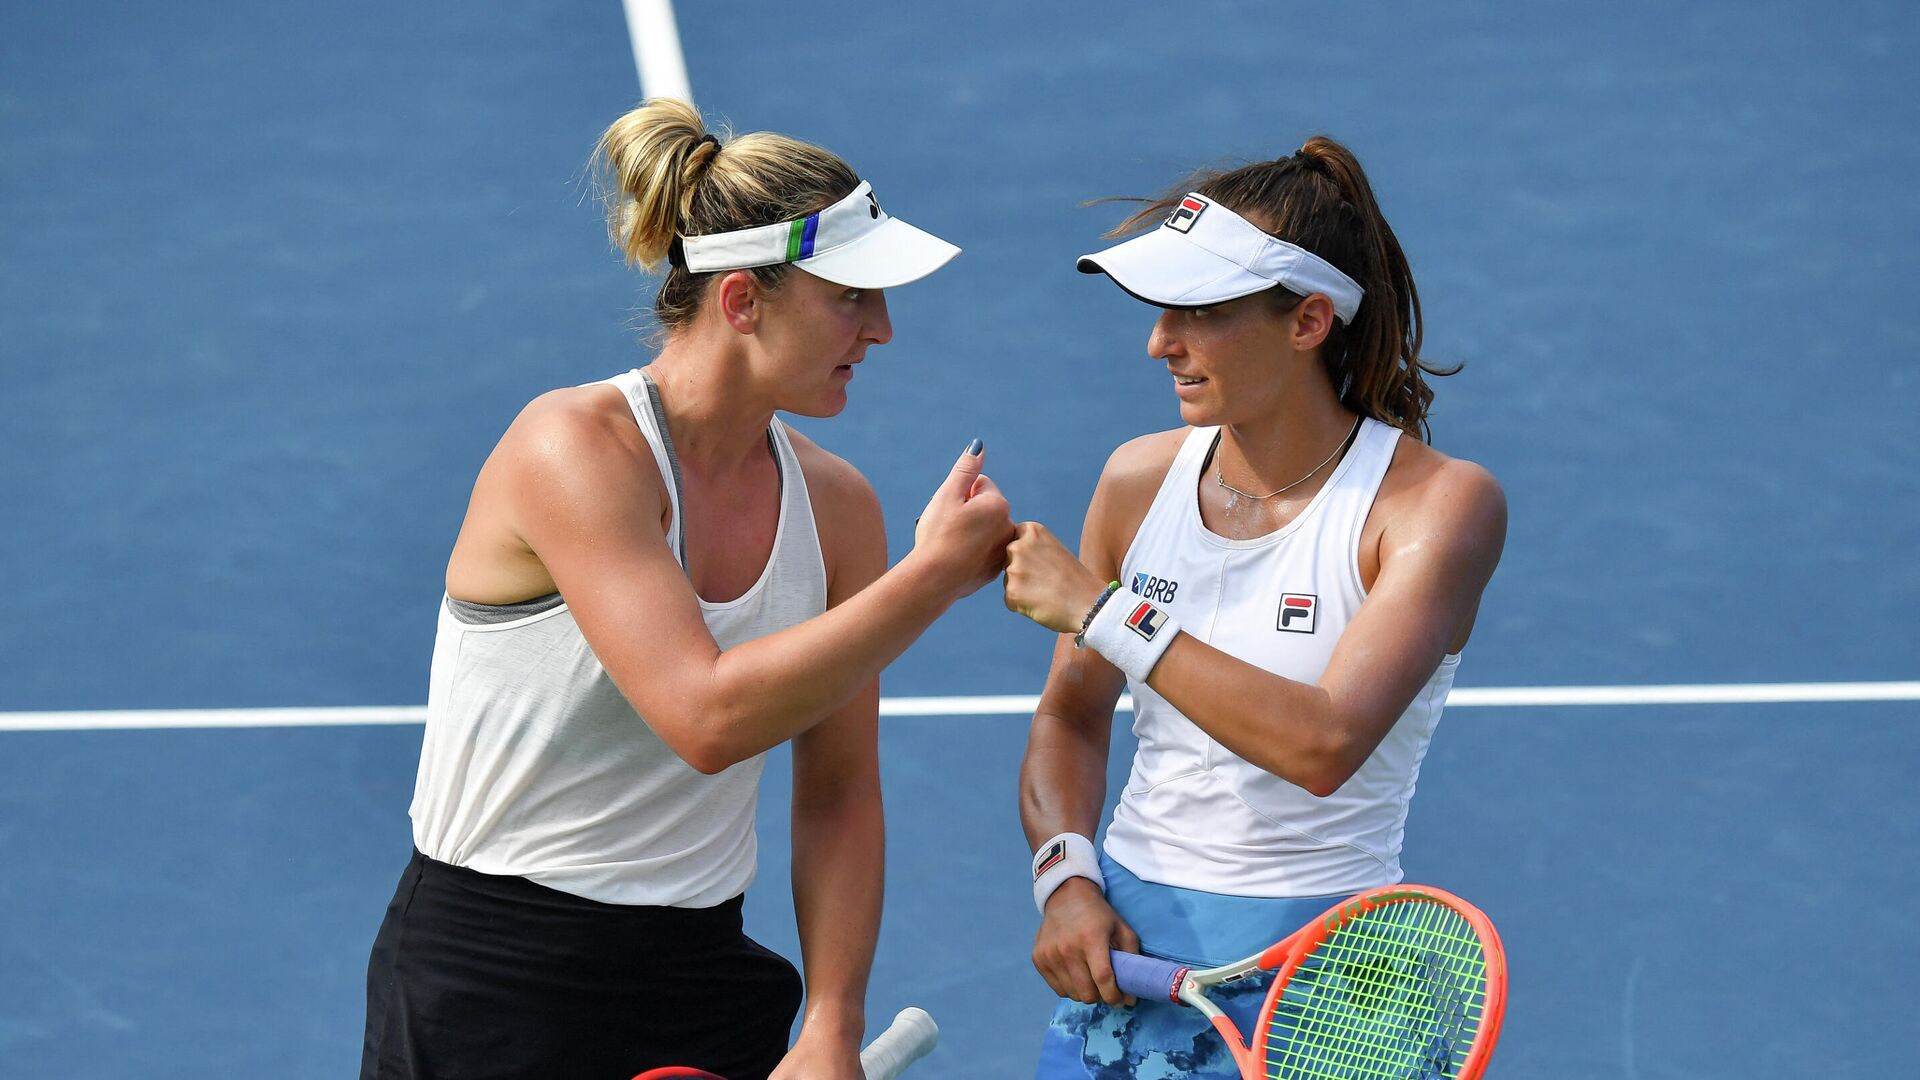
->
[[594, 97, 717, 269]]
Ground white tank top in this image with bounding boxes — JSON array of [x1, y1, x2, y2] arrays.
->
[[409, 369, 829, 907], [1103, 419, 1460, 898]]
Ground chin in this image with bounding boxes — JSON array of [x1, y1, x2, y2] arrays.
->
[[787, 389, 849, 419], [1176, 399, 1220, 427]]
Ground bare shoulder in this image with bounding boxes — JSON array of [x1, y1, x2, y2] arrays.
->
[[497, 383, 650, 473], [1375, 436, 1507, 562], [1092, 428, 1190, 512], [781, 424, 882, 526], [479, 383, 669, 530], [449, 383, 664, 601], [1077, 427, 1190, 568]]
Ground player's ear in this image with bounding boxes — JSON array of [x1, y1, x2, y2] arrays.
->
[[714, 270, 761, 335], [1291, 293, 1336, 352]]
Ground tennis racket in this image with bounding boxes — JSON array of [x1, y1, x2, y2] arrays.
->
[[631, 1006, 939, 1080], [1109, 884, 1505, 1080]]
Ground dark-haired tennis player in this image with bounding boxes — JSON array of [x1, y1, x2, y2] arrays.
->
[[360, 99, 1013, 1080], [1002, 137, 1507, 1078]]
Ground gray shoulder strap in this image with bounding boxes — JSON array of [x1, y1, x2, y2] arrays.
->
[[636, 369, 689, 568]]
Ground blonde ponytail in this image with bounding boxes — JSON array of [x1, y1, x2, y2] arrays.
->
[[594, 97, 722, 269], [591, 99, 861, 330]]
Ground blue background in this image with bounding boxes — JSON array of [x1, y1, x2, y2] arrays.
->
[[3, 2, 1916, 1077]]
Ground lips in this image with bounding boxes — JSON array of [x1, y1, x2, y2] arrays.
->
[[1171, 372, 1208, 400]]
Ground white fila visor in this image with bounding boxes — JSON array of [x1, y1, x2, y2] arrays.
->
[[1077, 193, 1364, 323], [679, 180, 958, 289]]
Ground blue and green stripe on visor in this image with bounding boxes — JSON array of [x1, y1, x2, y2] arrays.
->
[[676, 178, 961, 287], [784, 213, 820, 262]]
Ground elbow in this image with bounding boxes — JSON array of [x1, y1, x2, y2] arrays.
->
[[1299, 769, 1352, 800], [1289, 694, 1367, 798], [678, 718, 754, 775], [1251, 743, 1350, 798], [1293, 733, 1364, 799], [680, 742, 734, 776], [652, 677, 757, 775], [651, 703, 747, 776]]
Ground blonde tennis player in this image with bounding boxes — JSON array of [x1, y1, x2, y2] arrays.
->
[[361, 99, 1012, 1080]]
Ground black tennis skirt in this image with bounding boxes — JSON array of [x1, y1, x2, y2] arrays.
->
[[362, 849, 802, 1080]]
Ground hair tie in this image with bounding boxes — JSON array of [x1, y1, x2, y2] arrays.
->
[[694, 134, 720, 154]]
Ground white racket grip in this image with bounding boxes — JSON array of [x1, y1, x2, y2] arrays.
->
[[859, 1007, 939, 1079]]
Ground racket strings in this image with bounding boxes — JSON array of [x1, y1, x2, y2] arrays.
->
[[1262, 899, 1489, 1079], [1281, 905, 1482, 1079], [1267, 903, 1484, 1079]]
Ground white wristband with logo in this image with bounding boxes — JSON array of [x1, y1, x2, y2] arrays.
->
[[1081, 592, 1181, 684], [1031, 832, 1104, 915]]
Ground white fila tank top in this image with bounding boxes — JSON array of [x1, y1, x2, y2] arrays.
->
[[1102, 419, 1460, 898], [408, 369, 828, 907]]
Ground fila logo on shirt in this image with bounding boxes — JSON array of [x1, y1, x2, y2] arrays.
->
[[1132, 572, 1179, 603], [1125, 601, 1168, 642], [1278, 593, 1318, 634], [1165, 195, 1209, 233]]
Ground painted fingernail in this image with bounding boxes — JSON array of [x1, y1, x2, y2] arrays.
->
[[966, 438, 984, 456]]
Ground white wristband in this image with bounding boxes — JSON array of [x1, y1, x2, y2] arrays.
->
[[1031, 832, 1104, 915], [1081, 592, 1180, 684]]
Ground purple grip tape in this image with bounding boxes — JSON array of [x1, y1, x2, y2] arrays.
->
[[1109, 951, 1188, 1003]]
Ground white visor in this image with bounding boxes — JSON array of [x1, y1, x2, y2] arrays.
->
[[1077, 193, 1364, 323], [679, 180, 959, 289]]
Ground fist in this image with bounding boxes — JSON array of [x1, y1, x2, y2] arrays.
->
[[1002, 521, 1107, 634]]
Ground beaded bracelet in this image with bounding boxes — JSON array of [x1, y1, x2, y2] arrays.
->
[[1073, 581, 1123, 649]]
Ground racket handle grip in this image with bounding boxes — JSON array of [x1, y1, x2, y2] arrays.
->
[[860, 1006, 939, 1080], [1109, 951, 1188, 1003]]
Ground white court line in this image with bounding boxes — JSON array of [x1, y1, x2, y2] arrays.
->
[[1, 682, 1914, 732], [622, 0, 691, 102]]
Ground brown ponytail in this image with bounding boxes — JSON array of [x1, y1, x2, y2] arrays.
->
[[592, 98, 861, 332], [1109, 136, 1454, 441]]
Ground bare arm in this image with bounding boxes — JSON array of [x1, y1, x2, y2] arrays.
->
[[1020, 636, 1125, 851], [1018, 484, 1134, 852], [502, 391, 1012, 773], [1010, 454, 1508, 798], [1134, 459, 1504, 795], [1013, 435, 1181, 1006], [774, 450, 887, 1080]]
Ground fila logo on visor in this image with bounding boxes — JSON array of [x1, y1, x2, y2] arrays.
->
[[1125, 601, 1167, 641], [1165, 195, 1209, 233], [1278, 593, 1318, 634]]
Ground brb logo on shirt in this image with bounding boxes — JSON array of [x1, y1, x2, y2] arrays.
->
[[1132, 572, 1179, 604], [1278, 593, 1318, 634]]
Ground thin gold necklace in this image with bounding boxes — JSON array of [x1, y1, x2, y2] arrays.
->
[[1215, 416, 1362, 511]]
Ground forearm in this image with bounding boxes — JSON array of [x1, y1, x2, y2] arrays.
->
[[693, 553, 949, 768], [1020, 710, 1111, 848], [1144, 634, 1349, 793], [789, 781, 884, 1045]]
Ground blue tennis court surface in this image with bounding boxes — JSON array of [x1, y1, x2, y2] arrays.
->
[[3, 2, 1915, 1077]]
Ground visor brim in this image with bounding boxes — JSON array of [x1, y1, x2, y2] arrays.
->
[[797, 217, 959, 289], [1076, 229, 1278, 308]]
